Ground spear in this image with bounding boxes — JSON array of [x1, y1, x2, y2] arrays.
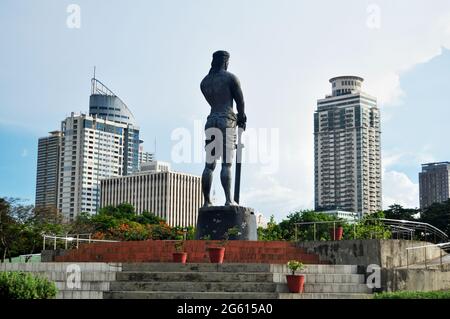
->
[[234, 127, 245, 205]]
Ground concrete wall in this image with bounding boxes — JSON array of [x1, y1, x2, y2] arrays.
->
[[296, 240, 445, 268], [0, 262, 121, 299], [381, 268, 450, 292]]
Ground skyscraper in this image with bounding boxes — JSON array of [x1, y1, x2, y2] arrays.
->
[[35, 131, 61, 209], [56, 77, 144, 221], [314, 76, 382, 216], [138, 144, 154, 168], [89, 78, 141, 175], [419, 162, 450, 209]]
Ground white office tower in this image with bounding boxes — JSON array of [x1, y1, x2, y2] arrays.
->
[[314, 76, 382, 216], [100, 166, 202, 227], [58, 113, 128, 221]]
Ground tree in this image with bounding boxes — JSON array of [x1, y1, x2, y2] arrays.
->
[[384, 204, 419, 221], [420, 199, 450, 237], [258, 215, 283, 241]]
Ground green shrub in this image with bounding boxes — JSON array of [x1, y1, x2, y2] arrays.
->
[[374, 290, 450, 299], [0, 271, 57, 299]]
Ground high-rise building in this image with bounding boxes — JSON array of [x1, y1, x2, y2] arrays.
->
[[419, 162, 450, 209], [314, 76, 382, 216], [56, 77, 144, 221], [35, 131, 61, 209], [100, 165, 202, 227], [58, 113, 128, 220], [89, 78, 141, 175], [139, 144, 154, 167]]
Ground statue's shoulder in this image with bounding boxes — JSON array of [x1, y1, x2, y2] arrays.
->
[[225, 71, 241, 87]]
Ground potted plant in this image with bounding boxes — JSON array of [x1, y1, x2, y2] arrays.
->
[[205, 227, 240, 264], [286, 260, 306, 293], [329, 224, 344, 240], [172, 240, 187, 263]]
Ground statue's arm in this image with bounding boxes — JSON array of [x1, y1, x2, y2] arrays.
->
[[230, 74, 246, 129]]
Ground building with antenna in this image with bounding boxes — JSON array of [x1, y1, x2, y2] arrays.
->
[[35, 76, 152, 221]]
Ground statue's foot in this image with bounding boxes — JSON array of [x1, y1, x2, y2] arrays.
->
[[202, 201, 213, 208], [224, 200, 237, 206]]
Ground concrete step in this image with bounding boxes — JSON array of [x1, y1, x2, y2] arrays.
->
[[270, 264, 359, 274], [104, 291, 372, 299], [278, 293, 373, 299], [56, 290, 104, 299], [104, 291, 279, 299], [301, 283, 371, 294], [117, 272, 365, 284], [273, 273, 365, 284], [0, 262, 122, 272], [117, 271, 274, 282], [110, 281, 371, 294], [121, 263, 273, 273], [54, 281, 110, 291], [38, 271, 117, 282], [120, 263, 359, 274], [110, 281, 279, 293]]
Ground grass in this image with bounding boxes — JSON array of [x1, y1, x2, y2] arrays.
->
[[374, 290, 450, 299]]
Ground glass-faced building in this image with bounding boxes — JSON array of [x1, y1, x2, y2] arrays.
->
[[89, 78, 141, 175], [314, 76, 382, 217], [51, 78, 145, 221], [419, 162, 450, 209], [35, 131, 61, 209]]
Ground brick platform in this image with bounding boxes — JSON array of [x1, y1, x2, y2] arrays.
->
[[55, 240, 323, 264]]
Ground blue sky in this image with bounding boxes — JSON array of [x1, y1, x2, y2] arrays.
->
[[1, 0, 450, 220]]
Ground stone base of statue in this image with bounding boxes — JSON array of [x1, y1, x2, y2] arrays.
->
[[195, 205, 257, 241]]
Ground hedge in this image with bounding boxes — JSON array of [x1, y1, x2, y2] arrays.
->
[[0, 271, 57, 299], [374, 290, 450, 299]]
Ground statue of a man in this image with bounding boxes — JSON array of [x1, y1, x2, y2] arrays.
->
[[201, 50, 246, 207]]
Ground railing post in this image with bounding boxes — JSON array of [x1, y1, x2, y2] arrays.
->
[[295, 224, 298, 242], [333, 221, 336, 240], [353, 223, 356, 239], [77, 235, 79, 249], [406, 249, 409, 269], [43, 235, 46, 251], [424, 247, 427, 269], [54, 236, 57, 250], [89, 234, 91, 244]]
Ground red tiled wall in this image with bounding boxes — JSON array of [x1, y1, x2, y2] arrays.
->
[[55, 240, 322, 264]]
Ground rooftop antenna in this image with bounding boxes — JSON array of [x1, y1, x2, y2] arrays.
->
[[93, 66, 96, 79]]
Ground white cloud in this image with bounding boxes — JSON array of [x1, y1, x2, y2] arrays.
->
[[383, 170, 419, 209]]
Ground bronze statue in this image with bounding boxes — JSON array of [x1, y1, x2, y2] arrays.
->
[[200, 50, 246, 207]]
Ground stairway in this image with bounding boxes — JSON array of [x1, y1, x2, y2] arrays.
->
[[104, 263, 373, 299]]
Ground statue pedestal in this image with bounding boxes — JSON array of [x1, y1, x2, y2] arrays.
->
[[195, 205, 257, 241]]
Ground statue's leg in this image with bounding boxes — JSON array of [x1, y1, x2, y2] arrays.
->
[[222, 128, 236, 206], [202, 161, 216, 207], [221, 162, 235, 206]]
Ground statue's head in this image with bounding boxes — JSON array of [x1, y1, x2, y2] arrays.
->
[[211, 50, 230, 71]]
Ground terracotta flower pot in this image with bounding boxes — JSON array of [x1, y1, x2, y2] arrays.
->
[[208, 247, 225, 264], [330, 226, 344, 240], [172, 252, 187, 263], [286, 275, 305, 293]]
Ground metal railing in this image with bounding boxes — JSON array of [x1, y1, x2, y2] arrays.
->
[[406, 242, 450, 270], [294, 218, 448, 243], [42, 234, 119, 251]]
